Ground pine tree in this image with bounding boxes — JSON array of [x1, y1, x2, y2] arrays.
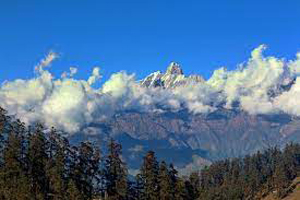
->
[[273, 159, 290, 198], [135, 173, 146, 200], [70, 142, 101, 200], [27, 124, 49, 200], [187, 172, 200, 199], [283, 143, 300, 179], [174, 177, 189, 200], [127, 180, 139, 200], [104, 139, 128, 200], [138, 150, 159, 200], [66, 179, 82, 200], [158, 161, 172, 200], [0, 107, 7, 133], [46, 127, 68, 200], [169, 163, 179, 199], [67, 145, 85, 200], [0, 107, 9, 168], [0, 120, 31, 200]]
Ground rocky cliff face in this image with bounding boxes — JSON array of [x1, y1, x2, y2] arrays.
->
[[70, 106, 300, 173]]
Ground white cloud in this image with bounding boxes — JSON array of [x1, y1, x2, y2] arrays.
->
[[61, 67, 78, 78], [1, 45, 300, 134], [207, 45, 291, 114], [87, 67, 101, 85], [35, 51, 58, 73], [274, 77, 300, 116], [178, 155, 211, 176]]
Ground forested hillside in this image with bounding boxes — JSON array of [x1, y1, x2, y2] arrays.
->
[[0, 106, 300, 200]]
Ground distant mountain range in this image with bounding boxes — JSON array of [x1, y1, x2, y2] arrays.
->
[[2, 47, 300, 174], [69, 63, 300, 174]]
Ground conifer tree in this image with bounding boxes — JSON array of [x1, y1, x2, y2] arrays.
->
[[187, 172, 200, 199], [135, 173, 146, 200], [127, 180, 139, 200], [1, 105, 300, 200], [27, 124, 49, 200], [0, 107, 7, 133], [158, 161, 172, 200], [273, 160, 289, 198], [283, 143, 300, 179], [174, 177, 189, 200], [104, 139, 128, 200], [169, 163, 179, 199], [46, 127, 68, 200], [68, 146, 84, 200], [0, 107, 8, 167], [71, 142, 101, 199], [66, 179, 82, 200], [0, 120, 31, 200], [138, 150, 159, 200]]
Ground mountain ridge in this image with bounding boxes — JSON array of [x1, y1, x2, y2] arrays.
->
[[140, 62, 205, 89], [2, 47, 300, 174], [67, 61, 300, 173]]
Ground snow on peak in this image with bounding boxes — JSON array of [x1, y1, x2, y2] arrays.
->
[[140, 62, 204, 89], [140, 71, 163, 88], [166, 62, 183, 75]]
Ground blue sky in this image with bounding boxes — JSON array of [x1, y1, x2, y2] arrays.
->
[[1, 0, 300, 83]]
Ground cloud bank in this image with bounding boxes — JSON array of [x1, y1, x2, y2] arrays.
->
[[1, 45, 300, 134]]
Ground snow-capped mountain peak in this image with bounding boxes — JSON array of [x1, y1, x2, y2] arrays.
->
[[140, 62, 204, 89]]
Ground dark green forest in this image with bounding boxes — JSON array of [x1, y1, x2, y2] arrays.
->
[[0, 106, 300, 200]]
